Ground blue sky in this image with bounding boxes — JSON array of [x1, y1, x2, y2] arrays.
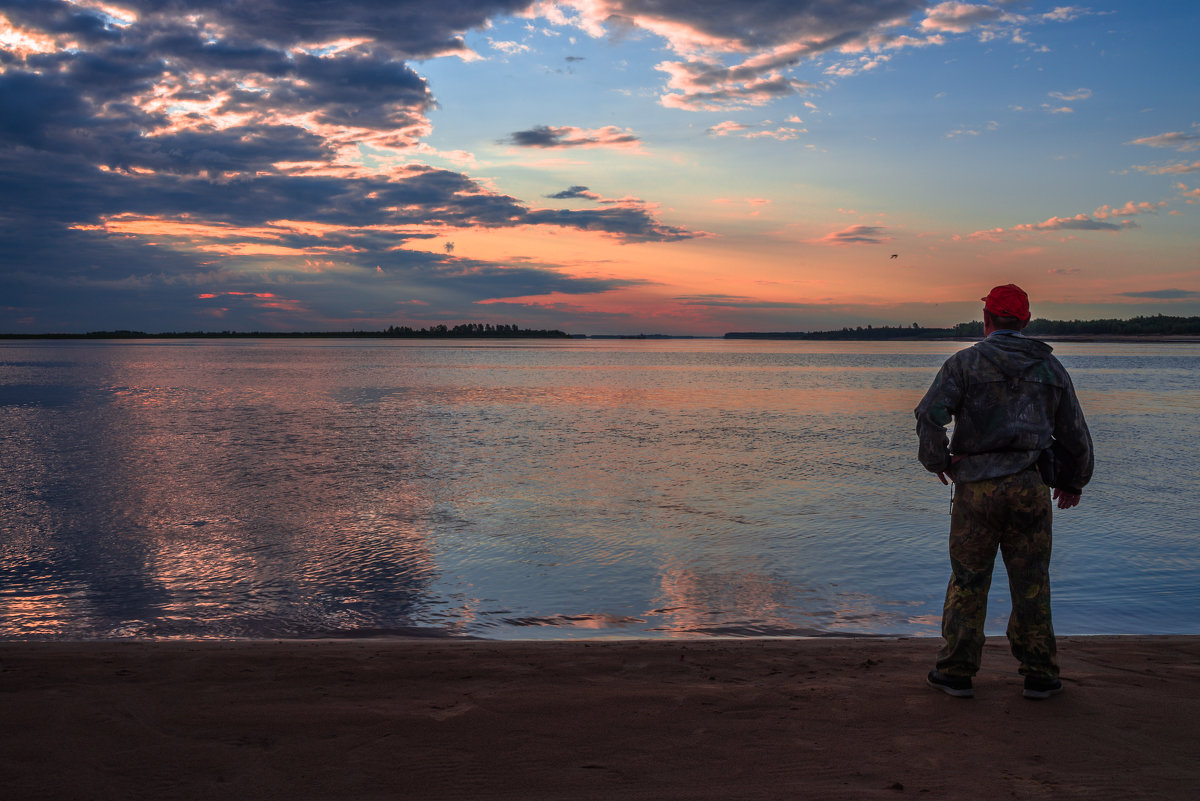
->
[[1, 1, 1197, 334]]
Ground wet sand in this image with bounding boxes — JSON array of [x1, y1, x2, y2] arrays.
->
[[2, 636, 1198, 800]]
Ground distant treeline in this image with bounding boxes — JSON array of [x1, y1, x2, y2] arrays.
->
[[382, 323, 570, 338], [973, 315, 1200, 338], [0, 323, 571, 340], [727, 314, 1200, 340], [726, 324, 954, 340]]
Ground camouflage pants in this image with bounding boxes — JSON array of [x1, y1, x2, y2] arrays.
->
[[936, 467, 1058, 679]]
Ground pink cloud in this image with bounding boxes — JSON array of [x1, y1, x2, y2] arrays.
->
[[1132, 160, 1200, 175], [1128, 130, 1200, 152], [1093, 201, 1166, 219], [970, 199, 1166, 239], [708, 121, 749, 136], [920, 2, 1006, 34], [708, 120, 804, 140]]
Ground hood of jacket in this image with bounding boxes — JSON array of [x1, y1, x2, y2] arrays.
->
[[974, 333, 1055, 380]]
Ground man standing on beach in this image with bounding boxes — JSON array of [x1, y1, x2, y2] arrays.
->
[[915, 284, 1093, 700]]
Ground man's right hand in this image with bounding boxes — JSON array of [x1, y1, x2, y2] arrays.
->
[[936, 454, 965, 485]]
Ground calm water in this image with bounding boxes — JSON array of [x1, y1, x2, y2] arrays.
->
[[1, 338, 1197, 640]]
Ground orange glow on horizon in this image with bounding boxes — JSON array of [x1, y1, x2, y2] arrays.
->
[[64, 212, 1188, 332]]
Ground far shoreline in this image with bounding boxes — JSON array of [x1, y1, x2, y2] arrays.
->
[[3, 332, 1200, 343]]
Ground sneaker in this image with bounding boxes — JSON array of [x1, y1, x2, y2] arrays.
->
[[1023, 675, 1064, 700], [927, 670, 974, 698]]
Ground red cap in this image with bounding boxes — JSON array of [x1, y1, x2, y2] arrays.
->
[[982, 284, 1030, 322]]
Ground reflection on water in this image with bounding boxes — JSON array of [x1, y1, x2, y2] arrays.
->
[[1, 338, 1198, 639]]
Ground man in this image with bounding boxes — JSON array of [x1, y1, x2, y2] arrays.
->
[[915, 284, 1093, 700]]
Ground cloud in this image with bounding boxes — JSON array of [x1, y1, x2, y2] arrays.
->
[[657, 59, 813, 111], [1042, 6, 1088, 22], [946, 120, 999, 138], [920, 2, 1006, 34], [1128, 130, 1200, 152], [707, 120, 805, 140], [816, 224, 891, 246], [531, 186, 702, 242], [1117, 289, 1200, 300], [500, 124, 642, 149], [1049, 87, 1092, 102], [969, 199, 1166, 239], [541, 0, 925, 53], [1040, 87, 1092, 114], [545, 185, 602, 200], [490, 39, 530, 55], [708, 121, 749, 136], [529, 0, 1070, 111], [1092, 201, 1166, 219], [1015, 215, 1132, 233], [1179, 183, 1200, 204], [823, 53, 894, 78], [1132, 160, 1200, 175]]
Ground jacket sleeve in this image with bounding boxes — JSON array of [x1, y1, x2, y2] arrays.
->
[[914, 359, 963, 474], [1051, 370, 1094, 494]]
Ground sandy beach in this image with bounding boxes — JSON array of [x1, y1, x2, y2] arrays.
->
[[2, 636, 1197, 800]]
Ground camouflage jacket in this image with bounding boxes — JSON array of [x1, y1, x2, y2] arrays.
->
[[915, 332, 1094, 493]]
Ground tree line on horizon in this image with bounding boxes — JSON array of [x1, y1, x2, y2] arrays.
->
[[382, 323, 570, 338], [0, 323, 572, 340], [725, 314, 1200, 340]]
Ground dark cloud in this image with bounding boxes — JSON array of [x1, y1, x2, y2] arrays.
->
[[411, 260, 644, 298], [538, 1, 1062, 110], [1118, 289, 1200, 300], [545, 186, 600, 200], [613, 0, 923, 50], [0, 0, 700, 332], [2, 0, 122, 45], [501, 125, 641, 149], [601, 0, 925, 109], [818, 224, 890, 245], [1051, 219, 1123, 231], [288, 55, 433, 130], [0, 71, 90, 149], [5, 1, 537, 60], [533, 185, 697, 241], [526, 207, 695, 243]]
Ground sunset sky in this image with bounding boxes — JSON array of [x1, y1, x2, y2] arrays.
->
[[2, 1, 1197, 335]]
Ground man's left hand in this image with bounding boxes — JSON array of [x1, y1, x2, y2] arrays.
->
[[1053, 489, 1081, 509]]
